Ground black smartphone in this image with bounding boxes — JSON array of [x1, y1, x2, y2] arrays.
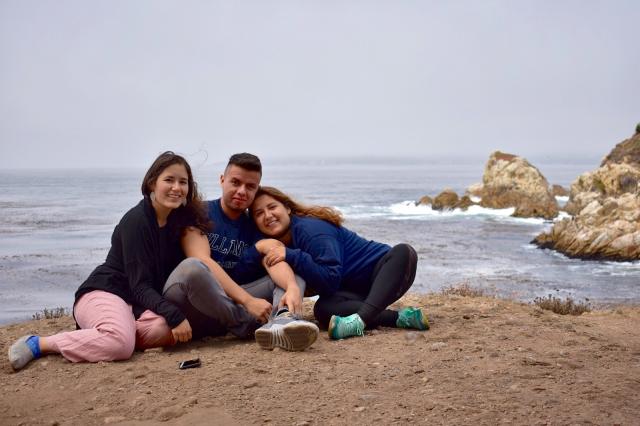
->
[[178, 358, 201, 370]]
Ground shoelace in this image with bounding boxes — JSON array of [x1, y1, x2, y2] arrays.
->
[[399, 308, 418, 327], [275, 309, 295, 320], [341, 316, 364, 336]]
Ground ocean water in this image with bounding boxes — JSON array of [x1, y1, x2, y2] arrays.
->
[[1, 157, 639, 324]]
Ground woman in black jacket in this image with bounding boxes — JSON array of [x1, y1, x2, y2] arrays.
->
[[9, 151, 211, 371]]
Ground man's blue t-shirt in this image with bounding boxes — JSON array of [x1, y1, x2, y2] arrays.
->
[[206, 199, 264, 284]]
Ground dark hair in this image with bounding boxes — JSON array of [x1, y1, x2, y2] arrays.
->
[[225, 152, 262, 175], [142, 151, 211, 235], [252, 186, 344, 227]]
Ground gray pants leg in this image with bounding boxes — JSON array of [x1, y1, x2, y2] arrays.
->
[[163, 258, 260, 339], [241, 274, 306, 318]]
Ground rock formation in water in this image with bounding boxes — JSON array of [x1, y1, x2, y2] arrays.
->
[[432, 189, 459, 210], [533, 131, 640, 261], [418, 152, 558, 216], [474, 151, 559, 219], [465, 183, 483, 198], [416, 189, 476, 211], [415, 195, 433, 206]]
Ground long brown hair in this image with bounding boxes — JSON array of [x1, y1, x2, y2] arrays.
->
[[142, 151, 211, 235], [252, 186, 343, 226]]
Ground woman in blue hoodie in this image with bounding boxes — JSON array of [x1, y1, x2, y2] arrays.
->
[[248, 186, 428, 340]]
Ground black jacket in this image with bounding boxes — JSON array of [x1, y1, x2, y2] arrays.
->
[[75, 197, 186, 328]]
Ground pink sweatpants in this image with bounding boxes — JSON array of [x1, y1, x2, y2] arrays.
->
[[46, 290, 175, 363]]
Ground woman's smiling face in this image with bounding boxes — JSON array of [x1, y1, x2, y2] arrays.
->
[[151, 163, 189, 215], [252, 193, 291, 238]]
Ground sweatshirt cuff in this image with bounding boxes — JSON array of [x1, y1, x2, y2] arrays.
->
[[166, 309, 186, 329]]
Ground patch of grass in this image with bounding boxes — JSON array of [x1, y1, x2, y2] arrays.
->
[[441, 282, 486, 298], [532, 295, 591, 315], [32, 307, 70, 320]]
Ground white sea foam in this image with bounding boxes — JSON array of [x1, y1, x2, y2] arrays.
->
[[389, 200, 516, 217], [337, 200, 556, 224], [386, 201, 549, 224], [555, 195, 569, 208], [590, 261, 640, 276], [335, 205, 389, 219]]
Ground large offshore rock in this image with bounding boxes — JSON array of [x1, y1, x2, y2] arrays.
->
[[479, 151, 559, 219], [533, 131, 640, 261]]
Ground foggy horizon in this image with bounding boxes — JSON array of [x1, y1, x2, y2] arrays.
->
[[0, 152, 608, 172], [1, 1, 638, 170]]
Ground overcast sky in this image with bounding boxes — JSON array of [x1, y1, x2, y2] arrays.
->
[[1, 0, 638, 169]]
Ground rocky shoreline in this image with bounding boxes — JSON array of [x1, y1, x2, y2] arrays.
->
[[534, 131, 640, 261], [417, 126, 640, 262]]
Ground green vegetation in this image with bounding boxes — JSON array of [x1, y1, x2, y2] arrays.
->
[[441, 282, 486, 298], [532, 295, 591, 315], [32, 307, 70, 320]]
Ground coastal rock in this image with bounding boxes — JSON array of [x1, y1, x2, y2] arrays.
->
[[456, 195, 475, 210], [416, 195, 432, 206], [600, 132, 640, 166], [465, 183, 484, 198], [416, 191, 476, 211], [551, 184, 569, 197], [533, 131, 640, 261], [479, 151, 559, 219], [432, 189, 459, 210], [563, 162, 640, 215]]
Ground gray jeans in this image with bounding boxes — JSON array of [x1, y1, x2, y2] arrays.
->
[[162, 258, 306, 339]]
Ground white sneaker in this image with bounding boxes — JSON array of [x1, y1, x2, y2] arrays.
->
[[254, 312, 319, 351]]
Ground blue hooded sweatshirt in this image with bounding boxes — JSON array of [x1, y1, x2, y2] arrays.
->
[[280, 216, 390, 296]]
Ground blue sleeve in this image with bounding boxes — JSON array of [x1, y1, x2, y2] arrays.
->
[[285, 235, 343, 296], [228, 245, 266, 284]]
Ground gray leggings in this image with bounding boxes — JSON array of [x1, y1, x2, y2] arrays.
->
[[162, 258, 305, 339]]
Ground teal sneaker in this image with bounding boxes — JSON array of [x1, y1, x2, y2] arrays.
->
[[328, 313, 365, 340], [396, 307, 429, 330]]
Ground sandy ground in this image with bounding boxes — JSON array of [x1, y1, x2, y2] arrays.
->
[[1, 293, 639, 426]]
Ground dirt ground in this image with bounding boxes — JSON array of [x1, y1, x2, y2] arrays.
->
[[1, 293, 639, 425]]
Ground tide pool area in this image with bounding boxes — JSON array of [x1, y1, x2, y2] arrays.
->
[[1, 157, 638, 324]]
